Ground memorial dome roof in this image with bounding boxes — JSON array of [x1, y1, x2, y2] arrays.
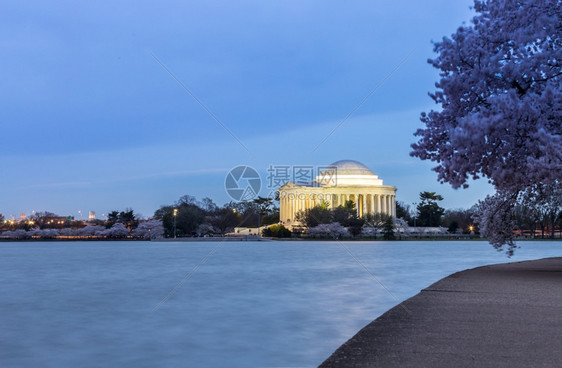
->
[[329, 160, 376, 176], [317, 160, 383, 187]]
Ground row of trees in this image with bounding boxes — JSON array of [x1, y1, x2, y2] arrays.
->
[[483, 183, 562, 240], [4, 187, 560, 242], [0, 192, 472, 240], [0, 209, 141, 232], [395, 192, 476, 234], [295, 200, 396, 239], [0, 194, 283, 239], [395, 192, 447, 228], [396, 189, 562, 239], [1, 220, 165, 240], [153, 195, 280, 237], [0, 208, 166, 240]]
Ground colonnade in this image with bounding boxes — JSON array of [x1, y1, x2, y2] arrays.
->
[[279, 191, 396, 224]]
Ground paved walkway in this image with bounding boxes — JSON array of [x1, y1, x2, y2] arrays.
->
[[319, 257, 562, 368]]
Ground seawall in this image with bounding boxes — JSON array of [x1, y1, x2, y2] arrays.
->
[[319, 257, 562, 367]]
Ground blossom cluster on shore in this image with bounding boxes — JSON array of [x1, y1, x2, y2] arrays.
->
[[0, 220, 164, 240]]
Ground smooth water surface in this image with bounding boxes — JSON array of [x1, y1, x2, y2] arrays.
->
[[1, 240, 560, 367]]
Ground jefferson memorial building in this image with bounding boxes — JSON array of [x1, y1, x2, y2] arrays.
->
[[279, 160, 397, 227]]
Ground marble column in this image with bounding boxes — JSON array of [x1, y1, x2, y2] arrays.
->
[[386, 195, 390, 216], [362, 194, 366, 217], [281, 196, 285, 223], [359, 194, 363, 217], [384, 195, 388, 216]]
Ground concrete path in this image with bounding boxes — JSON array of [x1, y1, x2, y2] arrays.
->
[[319, 257, 562, 368]]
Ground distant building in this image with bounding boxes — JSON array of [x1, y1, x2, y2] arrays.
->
[[88, 211, 96, 221], [279, 160, 397, 228]]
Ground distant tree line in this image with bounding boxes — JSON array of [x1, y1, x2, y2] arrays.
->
[[0, 194, 284, 240], [4, 186, 561, 241], [395, 189, 562, 238], [153, 194, 280, 238], [507, 183, 562, 239], [0, 209, 163, 240]]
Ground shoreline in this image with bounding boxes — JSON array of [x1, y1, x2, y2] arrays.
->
[[2, 237, 561, 243], [0, 237, 271, 242], [0, 236, 562, 243], [319, 257, 562, 367]]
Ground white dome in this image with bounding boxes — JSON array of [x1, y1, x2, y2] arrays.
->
[[317, 160, 383, 187], [329, 160, 376, 175]]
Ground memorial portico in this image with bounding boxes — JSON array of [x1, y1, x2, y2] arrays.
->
[[279, 160, 397, 227]]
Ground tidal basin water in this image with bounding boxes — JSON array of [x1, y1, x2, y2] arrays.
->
[[1, 240, 561, 368]]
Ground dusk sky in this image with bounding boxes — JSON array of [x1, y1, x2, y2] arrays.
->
[[1, 0, 494, 219]]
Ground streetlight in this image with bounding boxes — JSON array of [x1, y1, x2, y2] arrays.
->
[[173, 208, 178, 239]]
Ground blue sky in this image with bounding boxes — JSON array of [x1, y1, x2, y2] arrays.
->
[[0, 0, 493, 219]]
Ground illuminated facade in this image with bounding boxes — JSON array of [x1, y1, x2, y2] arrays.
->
[[279, 160, 397, 227]]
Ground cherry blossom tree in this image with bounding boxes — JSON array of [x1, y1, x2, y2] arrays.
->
[[76, 225, 106, 237], [519, 181, 562, 238], [2, 229, 29, 239], [411, 0, 561, 254], [307, 223, 350, 239], [96, 223, 129, 238], [28, 228, 59, 238], [196, 223, 216, 236], [133, 219, 164, 239]]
